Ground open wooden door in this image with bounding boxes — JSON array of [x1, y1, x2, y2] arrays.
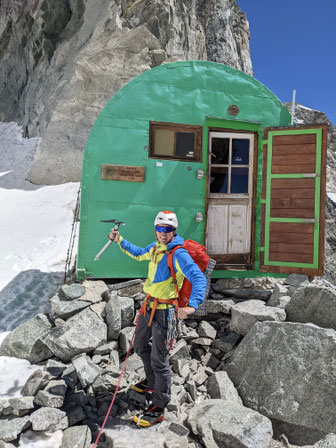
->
[[260, 124, 327, 275]]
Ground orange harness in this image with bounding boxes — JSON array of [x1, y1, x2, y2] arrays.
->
[[144, 294, 178, 327]]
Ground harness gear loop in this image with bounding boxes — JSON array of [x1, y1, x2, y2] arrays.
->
[[144, 294, 178, 327]]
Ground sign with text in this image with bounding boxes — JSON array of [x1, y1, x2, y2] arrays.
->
[[101, 164, 145, 182]]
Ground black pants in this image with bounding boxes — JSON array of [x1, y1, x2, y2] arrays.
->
[[133, 308, 171, 408]]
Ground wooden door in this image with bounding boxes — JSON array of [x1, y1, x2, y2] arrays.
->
[[260, 125, 327, 275], [206, 131, 255, 267]]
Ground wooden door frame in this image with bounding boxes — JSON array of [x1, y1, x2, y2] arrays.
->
[[204, 126, 259, 270]]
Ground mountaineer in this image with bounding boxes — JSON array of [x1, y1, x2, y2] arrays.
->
[[109, 210, 207, 426]]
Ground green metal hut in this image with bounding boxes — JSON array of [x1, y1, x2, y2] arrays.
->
[[76, 61, 327, 281]]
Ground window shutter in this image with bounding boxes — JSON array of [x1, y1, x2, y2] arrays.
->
[[259, 125, 327, 276]]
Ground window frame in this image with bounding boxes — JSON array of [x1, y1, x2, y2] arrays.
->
[[149, 121, 203, 162], [208, 132, 254, 198]]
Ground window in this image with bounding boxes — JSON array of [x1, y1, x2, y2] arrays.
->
[[209, 133, 253, 195], [149, 122, 202, 162]]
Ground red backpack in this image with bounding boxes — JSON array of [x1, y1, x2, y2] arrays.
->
[[167, 240, 210, 308]]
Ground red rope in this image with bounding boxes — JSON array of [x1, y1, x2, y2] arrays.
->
[[92, 306, 144, 448]]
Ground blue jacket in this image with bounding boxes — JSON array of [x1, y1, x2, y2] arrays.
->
[[117, 234, 206, 309]]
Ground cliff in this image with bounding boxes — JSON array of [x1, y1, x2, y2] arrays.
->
[[0, 0, 252, 184]]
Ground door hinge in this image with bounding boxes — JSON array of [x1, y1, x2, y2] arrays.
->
[[258, 247, 265, 252], [302, 173, 320, 178]]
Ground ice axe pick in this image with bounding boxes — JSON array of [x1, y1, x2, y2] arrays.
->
[[94, 219, 126, 261]]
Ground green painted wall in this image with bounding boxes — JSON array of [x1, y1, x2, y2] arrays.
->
[[77, 61, 291, 280]]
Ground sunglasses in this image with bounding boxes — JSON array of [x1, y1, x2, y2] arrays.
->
[[155, 226, 175, 233]]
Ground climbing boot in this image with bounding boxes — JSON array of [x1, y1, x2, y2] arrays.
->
[[133, 404, 165, 427], [132, 379, 154, 394]]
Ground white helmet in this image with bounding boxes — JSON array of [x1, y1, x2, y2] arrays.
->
[[154, 210, 178, 229]]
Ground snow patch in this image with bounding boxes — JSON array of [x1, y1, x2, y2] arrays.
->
[[327, 192, 336, 204], [0, 122, 79, 328]]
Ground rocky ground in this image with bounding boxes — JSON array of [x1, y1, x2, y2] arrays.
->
[[1, 275, 336, 447]]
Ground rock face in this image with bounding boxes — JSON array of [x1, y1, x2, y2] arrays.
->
[[0, 0, 252, 185], [226, 321, 336, 444]]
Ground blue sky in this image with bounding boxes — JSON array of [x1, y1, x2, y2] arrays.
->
[[237, 0, 336, 125]]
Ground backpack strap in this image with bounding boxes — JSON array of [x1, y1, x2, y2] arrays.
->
[[167, 245, 183, 299]]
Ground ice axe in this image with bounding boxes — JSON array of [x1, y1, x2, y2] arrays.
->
[[94, 219, 125, 261]]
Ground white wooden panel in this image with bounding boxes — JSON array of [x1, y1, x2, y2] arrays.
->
[[207, 205, 228, 254], [228, 205, 247, 253]]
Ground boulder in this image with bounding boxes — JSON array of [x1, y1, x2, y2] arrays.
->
[[61, 425, 92, 448], [119, 296, 135, 328], [119, 326, 135, 355], [286, 285, 336, 330], [207, 299, 239, 314], [226, 321, 336, 444], [62, 365, 78, 389], [7, 397, 34, 417], [198, 321, 217, 339], [206, 372, 242, 404], [21, 369, 51, 396], [50, 296, 90, 320], [170, 340, 191, 366], [168, 422, 190, 437], [284, 274, 309, 287], [90, 302, 106, 319], [109, 280, 144, 297], [187, 399, 272, 448], [230, 300, 286, 335], [60, 284, 86, 300], [211, 332, 241, 353], [93, 340, 118, 355], [0, 314, 53, 363], [45, 359, 67, 377], [105, 292, 122, 340], [42, 308, 107, 362], [72, 354, 102, 388], [0, 416, 30, 442], [81, 280, 109, 303], [34, 390, 64, 408], [92, 368, 127, 393], [30, 407, 68, 432], [66, 406, 87, 426], [45, 379, 68, 397], [267, 283, 291, 308], [314, 434, 336, 447], [0, 441, 17, 448]]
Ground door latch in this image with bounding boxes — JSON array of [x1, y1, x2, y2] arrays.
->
[[196, 212, 203, 222]]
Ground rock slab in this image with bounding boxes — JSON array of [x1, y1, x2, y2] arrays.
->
[[226, 321, 336, 444]]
